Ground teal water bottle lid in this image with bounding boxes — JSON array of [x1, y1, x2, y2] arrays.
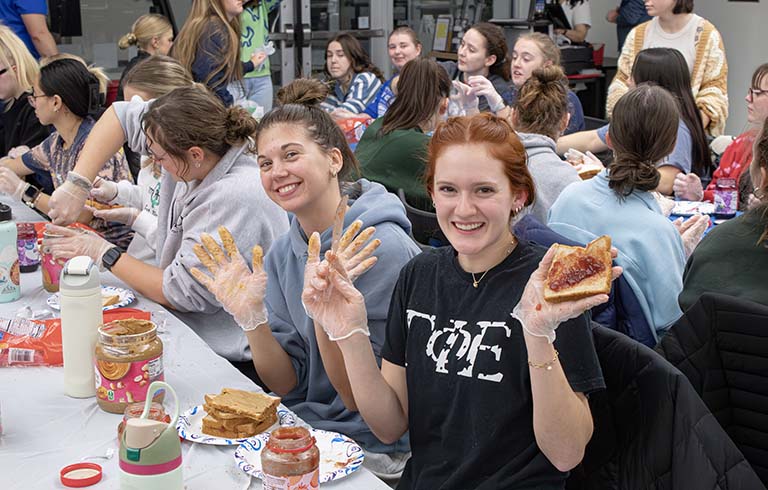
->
[[0, 204, 11, 222]]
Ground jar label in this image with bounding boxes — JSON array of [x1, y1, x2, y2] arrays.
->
[[713, 188, 738, 215], [94, 355, 164, 405], [262, 470, 319, 490], [17, 239, 40, 266]]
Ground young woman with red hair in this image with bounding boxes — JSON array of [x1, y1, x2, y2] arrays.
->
[[301, 112, 621, 489]]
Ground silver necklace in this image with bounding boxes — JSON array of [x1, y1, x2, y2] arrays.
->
[[471, 237, 518, 288]]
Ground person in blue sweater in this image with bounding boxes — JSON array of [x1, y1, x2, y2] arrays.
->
[[548, 84, 690, 337], [190, 79, 418, 480]]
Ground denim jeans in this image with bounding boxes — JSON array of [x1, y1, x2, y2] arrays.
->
[[228, 76, 274, 112]]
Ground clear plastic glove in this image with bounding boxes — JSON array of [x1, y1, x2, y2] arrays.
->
[[7, 145, 30, 159], [672, 214, 709, 257], [90, 177, 119, 204], [250, 51, 268, 70], [467, 75, 504, 113], [89, 206, 140, 226], [652, 191, 676, 218], [189, 226, 268, 331], [511, 245, 622, 343], [0, 167, 27, 201], [448, 80, 478, 117], [302, 238, 370, 342], [48, 171, 92, 225], [673, 172, 704, 201], [44, 223, 113, 263]]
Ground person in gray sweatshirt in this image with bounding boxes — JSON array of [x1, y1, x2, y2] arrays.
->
[[512, 65, 581, 224], [44, 86, 289, 366], [190, 79, 419, 480]]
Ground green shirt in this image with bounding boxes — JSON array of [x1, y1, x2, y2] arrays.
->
[[240, 1, 279, 79], [679, 211, 768, 311], [355, 118, 432, 210]]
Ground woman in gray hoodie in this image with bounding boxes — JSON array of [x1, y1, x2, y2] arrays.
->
[[513, 65, 581, 224], [191, 79, 419, 479]]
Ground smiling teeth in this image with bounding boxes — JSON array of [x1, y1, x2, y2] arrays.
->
[[278, 184, 298, 194], [455, 223, 482, 231]]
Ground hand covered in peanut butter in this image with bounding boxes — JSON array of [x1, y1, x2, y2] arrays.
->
[[190, 226, 268, 332]]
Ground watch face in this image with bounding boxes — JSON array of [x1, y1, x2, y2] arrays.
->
[[23, 186, 38, 201], [103, 247, 121, 268]]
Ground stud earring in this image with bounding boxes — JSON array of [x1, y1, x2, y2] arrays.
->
[[195, 162, 202, 169], [330, 169, 338, 178]]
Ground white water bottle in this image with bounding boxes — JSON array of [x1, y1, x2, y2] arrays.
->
[[60, 256, 102, 398]]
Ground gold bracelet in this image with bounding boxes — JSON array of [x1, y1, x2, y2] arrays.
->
[[528, 349, 559, 371]]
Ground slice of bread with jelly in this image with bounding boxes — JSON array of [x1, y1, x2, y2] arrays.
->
[[544, 235, 612, 303]]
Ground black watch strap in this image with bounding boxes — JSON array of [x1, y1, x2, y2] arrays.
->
[[102, 246, 123, 271]]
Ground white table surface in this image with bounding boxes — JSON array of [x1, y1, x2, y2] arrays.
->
[[0, 197, 389, 490]]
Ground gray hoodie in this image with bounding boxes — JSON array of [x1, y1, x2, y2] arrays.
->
[[264, 179, 419, 453], [518, 131, 581, 224], [114, 98, 290, 361]]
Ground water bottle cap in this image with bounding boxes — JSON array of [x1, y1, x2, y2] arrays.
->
[[60, 462, 102, 487], [0, 204, 11, 222]]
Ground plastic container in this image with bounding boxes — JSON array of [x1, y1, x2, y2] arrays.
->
[[16, 222, 39, 273], [0, 204, 20, 303], [40, 230, 67, 292], [261, 426, 320, 490], [95, 319, 164, 414], [60, 256, 102, 398]]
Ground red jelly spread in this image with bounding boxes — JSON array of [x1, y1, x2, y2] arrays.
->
[[548, 255, 605, 292]]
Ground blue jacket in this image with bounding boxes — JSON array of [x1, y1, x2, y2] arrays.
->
[[192, 21, 254, 106], [264, 179, 419, 453], [547, 170, 686, 336], [363, 76, 396, 119]]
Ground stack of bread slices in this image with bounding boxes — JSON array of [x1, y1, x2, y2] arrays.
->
[[201, 388, 280, 439]]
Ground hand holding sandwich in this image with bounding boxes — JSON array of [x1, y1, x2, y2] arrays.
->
[[512, 244, 623, 343], [190, 226, 268, 331]]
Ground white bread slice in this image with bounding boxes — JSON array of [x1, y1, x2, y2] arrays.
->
[[543, 235, 612, 303]]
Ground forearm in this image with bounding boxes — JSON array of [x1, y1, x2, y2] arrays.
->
[[566, 25, 589, 43], [526, 334, 593, 472], [656, 166, 678, 196], [314, 322, 357, 410], [337, 335, 408, 444], [31, 31, 58, 58], [72, 108, 127, 182], [110, 255, 170, 307], [245, 325, 297, 396], [556, 130, 605, 155]]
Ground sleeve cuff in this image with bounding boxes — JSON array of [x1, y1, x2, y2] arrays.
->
[[132, 210, 157, 238]]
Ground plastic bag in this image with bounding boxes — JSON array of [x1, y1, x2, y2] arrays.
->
[[336, 116, 373, 145]]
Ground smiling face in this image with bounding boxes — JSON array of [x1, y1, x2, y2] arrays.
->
[[326, 41, 352, 80], [388, 33, 421, 71], [747, 73, 768, 125], [432, 143, 526, 268], [511, 38, 548, 88], [257, 123, 342, 217], [644, 0, 676, 17], [457, 29, 495, 77]]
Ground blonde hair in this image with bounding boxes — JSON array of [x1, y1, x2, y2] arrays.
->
[[172, 0, 242, 89], [118, 14, 173, 51], [122, 55, 193, 99], [516, 32, 561, 65], [40, 53, 109, 96], [0, 25, 40, 108]]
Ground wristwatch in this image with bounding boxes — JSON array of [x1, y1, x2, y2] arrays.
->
[[102, 246, 123, 271], [21, 184, 40, 208]]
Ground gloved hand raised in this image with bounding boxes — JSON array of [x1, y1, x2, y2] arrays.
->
[[467, 75, 505, 113], [190, 226, 268, 332], [673, 172, 704, 201], [89, 177, 119, 204], [0, 167, 28, 201], [449, 80, 479, 116], [672, 214, 709, 257], [511, 245, 622, 343], [48, 171, 92, 225]]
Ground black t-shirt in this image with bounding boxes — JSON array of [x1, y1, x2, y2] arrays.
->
[[1, 93, 50, 157], [382, 241, 605, 490]]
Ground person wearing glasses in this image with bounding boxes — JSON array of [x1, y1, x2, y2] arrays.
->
[[0, 57, 133, 249], [673, 64, 768, 208]]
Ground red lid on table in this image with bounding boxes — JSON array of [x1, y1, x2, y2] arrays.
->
[[60, 462, 103, 487]]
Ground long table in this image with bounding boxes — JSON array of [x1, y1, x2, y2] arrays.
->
[[0, 197, 390, 489]]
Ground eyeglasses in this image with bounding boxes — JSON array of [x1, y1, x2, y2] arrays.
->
[[0, 67, 8, 76], [146, 147, 169, 163], [747, 87, 768, 100], [27, 94, 50, 108]]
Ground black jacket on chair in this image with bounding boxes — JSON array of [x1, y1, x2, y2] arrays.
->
[[656, 293, 768, 486], [567, 324, 763, 490]]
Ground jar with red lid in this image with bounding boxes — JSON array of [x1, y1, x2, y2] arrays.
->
[[261, 426, 319, 490], [16, 223, 39, 273]]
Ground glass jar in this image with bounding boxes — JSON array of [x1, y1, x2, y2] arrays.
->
[[261, 426, 320, 490], [714, 177, 738, 217], [94, 319, 164, 414], [117, 402, 169, 440], [16, 223, 39, 273], [40, 231, 66, 292]]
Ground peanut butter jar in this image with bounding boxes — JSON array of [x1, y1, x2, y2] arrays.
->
[[94, 319, 164, 414]]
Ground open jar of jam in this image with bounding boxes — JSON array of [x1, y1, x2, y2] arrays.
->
[[40, 231, 66, 292], [116, 402, 169, 440], [261, 426, 319, 490]]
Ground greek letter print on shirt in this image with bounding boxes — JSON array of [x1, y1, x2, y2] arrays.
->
[[382, 243, 604, 490]]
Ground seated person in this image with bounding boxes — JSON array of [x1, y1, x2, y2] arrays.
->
[[0, 58, 132, 249], [192, 79, 419, 478], [303, 112, 617, 489], [363, 27, 422, 119], [356, 58, 449, 210], [558, 48, 713, 195], [556, 0, 592, 44], [43, 85, 289, 376], [512, 64, 580, 223], [320, 33, 384, 118], [439, 22, 514, 113], [679, 121, 768, 311], [549, 84, 705, 336]]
